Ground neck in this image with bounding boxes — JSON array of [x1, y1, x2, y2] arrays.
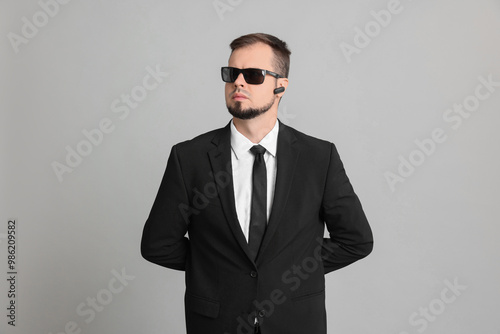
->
[[233, 109, 278, 143]]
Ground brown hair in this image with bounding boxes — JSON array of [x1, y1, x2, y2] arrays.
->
[[229, 33, 291, 78]]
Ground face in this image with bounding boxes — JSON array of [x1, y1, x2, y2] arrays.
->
[[225, 43, 282, 120]]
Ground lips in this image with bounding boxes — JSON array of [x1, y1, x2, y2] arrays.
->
[[232, 93, 248, 101]]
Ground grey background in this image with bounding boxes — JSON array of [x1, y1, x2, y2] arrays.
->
[[1, 0, 499, 333]]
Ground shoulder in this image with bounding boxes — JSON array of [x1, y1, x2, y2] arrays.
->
[[178, 127, 222, 147], [280, 122, 345, 172], [171, 123, 228, 155], [280, 122, 334, 153]]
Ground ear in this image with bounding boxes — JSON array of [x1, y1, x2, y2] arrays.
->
[[275, 78, 289, 98]]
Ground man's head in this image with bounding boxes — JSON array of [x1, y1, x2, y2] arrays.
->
[[224, 33, 290, 120]]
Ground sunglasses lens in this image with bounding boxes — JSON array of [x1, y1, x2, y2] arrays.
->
[[221, 67, 234, 82], [243, 69, 265, 84]]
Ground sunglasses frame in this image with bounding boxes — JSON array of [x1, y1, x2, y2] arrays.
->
[[221, 67, 284, 85]]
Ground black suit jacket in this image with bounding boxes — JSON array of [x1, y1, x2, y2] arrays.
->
[[141, 120, 373, 334]]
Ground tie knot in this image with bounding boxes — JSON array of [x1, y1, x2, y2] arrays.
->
[[250, 145, 266, 156]]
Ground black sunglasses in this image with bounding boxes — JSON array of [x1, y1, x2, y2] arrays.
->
[[221, 67, 283, 85]]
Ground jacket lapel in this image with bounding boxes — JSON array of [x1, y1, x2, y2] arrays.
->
[[257, 120, 299, 264], [207, 122, 254, 261]]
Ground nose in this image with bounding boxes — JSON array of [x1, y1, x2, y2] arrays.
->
[[233, 72, 246, 87]]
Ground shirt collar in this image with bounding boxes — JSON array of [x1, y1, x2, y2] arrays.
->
[[230, 119, 279, 160]]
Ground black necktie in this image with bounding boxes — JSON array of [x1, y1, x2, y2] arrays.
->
[[248, 144, 267, 261]]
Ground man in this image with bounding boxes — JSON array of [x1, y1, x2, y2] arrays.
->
[[141, 33, 373, 334]]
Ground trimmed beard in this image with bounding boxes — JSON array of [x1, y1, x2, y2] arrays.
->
[[226, 97, 275, 120]]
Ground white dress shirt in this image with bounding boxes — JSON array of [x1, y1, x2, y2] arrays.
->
[[230, 119, 279, 242]]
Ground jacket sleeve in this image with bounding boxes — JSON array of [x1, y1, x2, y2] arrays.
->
[[320, 143, 373, 274], [141, 145, 190, 271]]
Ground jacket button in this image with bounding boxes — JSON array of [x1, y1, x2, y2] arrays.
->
[[250, 271, 257, 278], [258, 310, 266, 317]]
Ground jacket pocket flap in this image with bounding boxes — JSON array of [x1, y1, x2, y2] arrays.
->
[[186, 293, 220, 319], [291, 289, 325, 302]]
